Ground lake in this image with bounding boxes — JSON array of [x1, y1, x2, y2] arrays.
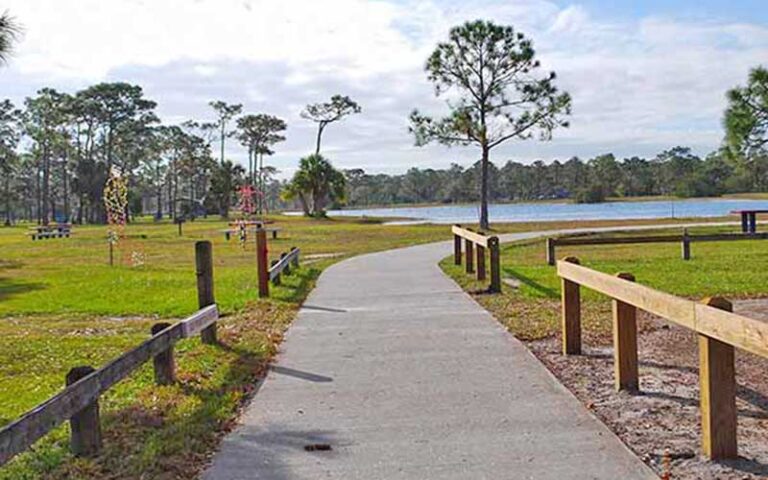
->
[[322, 198, 768, 224]]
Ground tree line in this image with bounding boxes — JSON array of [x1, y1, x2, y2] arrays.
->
[[342, 146, 768, 207]]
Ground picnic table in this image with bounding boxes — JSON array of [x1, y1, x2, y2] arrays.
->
[[28, 223, 73, 240], [222, 226, 281, 241], [731, 209, 768, 234]]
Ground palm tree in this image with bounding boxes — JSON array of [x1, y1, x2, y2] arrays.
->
[[0, 11, 20, 65], [282, 154, 345, 217]]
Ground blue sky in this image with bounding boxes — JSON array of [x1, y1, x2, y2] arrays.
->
[[1, 0, 766, 177]]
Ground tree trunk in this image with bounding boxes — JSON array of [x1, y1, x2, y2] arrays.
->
[[4, 170, 11, 226], [315, 123, 325, 155], [479, 143, 490, 230]]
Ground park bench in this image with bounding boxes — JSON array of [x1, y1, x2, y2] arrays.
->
[[730, 209, 768, 234], [28, 224, 73, 240], [221, 227, 281, 240]]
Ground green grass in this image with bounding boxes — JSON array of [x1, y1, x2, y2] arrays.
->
[[0, 214, 736, 478], [442, 224, 768, 342]]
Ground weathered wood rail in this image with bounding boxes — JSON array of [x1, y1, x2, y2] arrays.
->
[[557, 257, 768, 460], [452, 224, 501, 293], [0, 240, 221, 467], [255, 227, 301, 298], [546, 229, 768, 265]]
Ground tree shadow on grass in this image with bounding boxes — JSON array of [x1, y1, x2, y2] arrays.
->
[[503, 267, 559, 298], [0, 277, 45, 301], [275, 267, 321, 304]]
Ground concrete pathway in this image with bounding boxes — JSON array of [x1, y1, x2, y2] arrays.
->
[[203, 224, 722, 479]]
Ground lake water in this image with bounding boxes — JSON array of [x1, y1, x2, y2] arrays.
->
[[322, 198, 768, 224]]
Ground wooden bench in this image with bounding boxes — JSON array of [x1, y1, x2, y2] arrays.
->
[[222, 227, 281, 240], [730, 209, 768, 234], [29, 225, 72, 240]]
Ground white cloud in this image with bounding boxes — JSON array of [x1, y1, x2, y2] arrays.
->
[[1, 0, 767, 175]]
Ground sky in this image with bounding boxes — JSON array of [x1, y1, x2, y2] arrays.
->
[[0, 0, 766, 178]]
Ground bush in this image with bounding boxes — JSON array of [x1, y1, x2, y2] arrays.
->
[[573, 184, 606, 204]]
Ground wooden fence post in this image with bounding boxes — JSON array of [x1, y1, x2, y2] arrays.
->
[[151, 323, 175, 385], [465, 238, 474, 274], [613, 273, 638, 392], [454, 225, 462, 265], [476, 245, 486, 281], [271, 259, 281, 285], [682, 228, 691, 260], [291, 246, 300, 267], [699, 296, 737, 460], [546, 238, 556, 266], [256, 229, 269, 298], [489, 237, 501, 293], [66, 366, 102, 457], [281, 252, 291, 275], [195, 241, 217, 344], [561, 257, 582, 355]]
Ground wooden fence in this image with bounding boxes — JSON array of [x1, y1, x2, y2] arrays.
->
[[557, 257, 768, 460], [0, 240, 221, 467], [255, 227, 300, 298], [452, 225, 501, 293], [546, 229, 768, 265]]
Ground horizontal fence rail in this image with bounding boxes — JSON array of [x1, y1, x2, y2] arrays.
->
[[452, 225, 501, 293], [269, 247, 300, 282], [0, 304, 219, 466], [0, 240, 221, 467], [556, 257, 768, 460], [546, 230, 768, 265]]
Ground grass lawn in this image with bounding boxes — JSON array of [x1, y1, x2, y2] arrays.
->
[[0, 214, 735, 478], [441, 223, 768, 341]]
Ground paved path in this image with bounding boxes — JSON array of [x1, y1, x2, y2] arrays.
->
[[203, 224, 723, 479]]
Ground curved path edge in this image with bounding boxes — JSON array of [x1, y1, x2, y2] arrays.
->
[[203, 222, 729, 479]]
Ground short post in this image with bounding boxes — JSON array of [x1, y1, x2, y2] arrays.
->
[[613, 273, 638, 392], [291, 246, 300, 267], [177, 220, 183, 236], [109, 241, 114, 267], [66, 366, 102, 457], [271, 259, 281, 285], [454, 226, 462, 265], [699, 296, 737, 460], [488, 237, 501, 293], [740, 212, 748, 233], [256, 229, 269, 298], [749, 212, 757, 234], [546, 238, 556, 266], [476, 244, 486, 281], [682, 228, 691, 260], [465, 238, 474, 274], [195, 241, 217, 344], [272, 229, 278, 239], [561, 257, 582, 355], [281, 252, 291, 275], [150, 323, 175, 385]]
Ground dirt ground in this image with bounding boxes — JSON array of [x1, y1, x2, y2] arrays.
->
[[527, 299, 768, 480]]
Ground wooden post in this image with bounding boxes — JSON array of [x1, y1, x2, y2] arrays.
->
[[740, 212, 748, 233], [682, 228, 691, 260], [151, 323, 175, 385], [256, 229, 269, 298], [271, 259, 281, 285], [561, 257, 582, 355], [66, 366, 102, 457], [109, 241, 114, 267], [281, 252, 291, 275], [291, 246, 299, 267], [488, 237, 501, 293], [613, 273, 638, 392], [465, 239, 474, 274], [177, 220, 182, 236], [195, 241, 217, 344], [476, 245, 486, 281], [699, 296, 737, 460], [749, 212, 757, 234], [546, 238, 556, 266], [454, 225, 462, 265]]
